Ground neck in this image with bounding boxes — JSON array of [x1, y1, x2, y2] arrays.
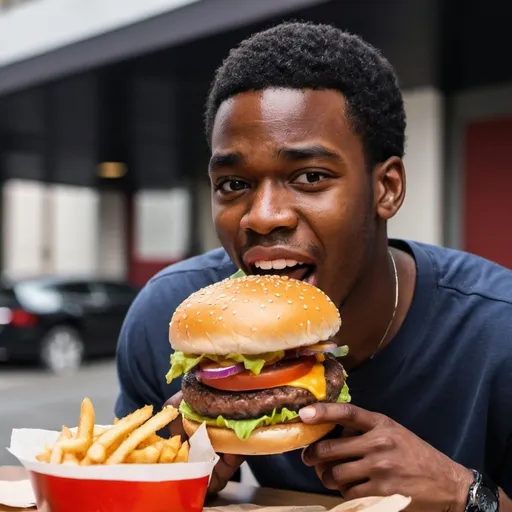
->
[[336, 242, 416, 371]]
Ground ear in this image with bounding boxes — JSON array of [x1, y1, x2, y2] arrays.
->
[[373, 156, 406, 221]]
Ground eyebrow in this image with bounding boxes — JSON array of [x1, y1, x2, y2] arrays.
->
[[208, 144, 343, 173], [208, 152, 244, 172], [276, 144, 343, 163]]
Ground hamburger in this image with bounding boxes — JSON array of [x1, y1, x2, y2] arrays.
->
[[166, 274, 350, 455]]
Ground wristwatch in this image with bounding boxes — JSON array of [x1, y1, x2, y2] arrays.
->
[[464, 469, 500, 512]]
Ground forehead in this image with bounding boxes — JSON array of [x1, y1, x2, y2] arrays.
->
[[211, 88, 360, 156]]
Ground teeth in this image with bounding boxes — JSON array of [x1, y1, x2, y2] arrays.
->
[[254, 259, 302, 270]]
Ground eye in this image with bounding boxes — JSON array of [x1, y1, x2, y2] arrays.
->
[[216, 177, 250, 193], [293, 171, 329, 185]]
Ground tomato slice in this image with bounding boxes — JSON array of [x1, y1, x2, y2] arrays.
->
[[201, 357, 316, 392]]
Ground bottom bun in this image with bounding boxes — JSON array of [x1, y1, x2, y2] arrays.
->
[[182, 416, 336, 456]]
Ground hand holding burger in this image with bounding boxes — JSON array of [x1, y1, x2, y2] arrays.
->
[[164, 391, 245, 495], [166, 274, 351, 456]]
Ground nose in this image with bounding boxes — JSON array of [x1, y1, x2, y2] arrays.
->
[[240, 182, 298, 235]]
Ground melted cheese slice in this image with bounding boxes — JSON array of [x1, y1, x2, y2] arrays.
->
[[285, 362, 327, 400]]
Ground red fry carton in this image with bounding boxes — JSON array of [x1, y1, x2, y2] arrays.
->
[[7, 422, 219, 512]]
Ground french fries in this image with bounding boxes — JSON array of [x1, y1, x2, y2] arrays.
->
[[36, 398, 187, 466]]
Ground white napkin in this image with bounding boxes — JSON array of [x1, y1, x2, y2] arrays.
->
[[0, 478, 36, 508]]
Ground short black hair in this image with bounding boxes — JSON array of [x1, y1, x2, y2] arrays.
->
[[205, 21, 406, 166]]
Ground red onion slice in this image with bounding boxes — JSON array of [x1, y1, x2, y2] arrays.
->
[[289, 342, 349, 358], [195, 362, 245, 380]]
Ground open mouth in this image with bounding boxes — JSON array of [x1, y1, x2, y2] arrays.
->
[[250, 260, 317, 285]]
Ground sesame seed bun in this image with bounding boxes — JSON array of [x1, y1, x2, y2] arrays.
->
[[169, 275, 341, 355], [182, 415, 337, 455]]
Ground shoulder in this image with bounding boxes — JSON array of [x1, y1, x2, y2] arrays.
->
[[129, 247, 236, 324], [411, 241, 512, 306], [404, 241, 512, 364]]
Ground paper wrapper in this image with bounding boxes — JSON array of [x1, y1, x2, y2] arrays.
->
[[205, 506, 325, 512], [204, 495, 411, 512], [3, 423, 219, 512]]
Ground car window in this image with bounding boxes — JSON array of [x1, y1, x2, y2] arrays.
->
[[100, 282, 138, 302], [14, 282, 63, 313], [55, 282, 92, 295], [0, 287, 16, 305]]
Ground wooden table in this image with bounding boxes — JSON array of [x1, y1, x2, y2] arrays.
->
[[0, 466, 342, 511]]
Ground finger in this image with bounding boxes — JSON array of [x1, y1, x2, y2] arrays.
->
[[303, 432, 395, 466], [208, 454, 245, 495], [299, 403, 389, 432], [319, 460, 370, 492], [164, 391, 183, 409], [340, 480, 377, 502], [164, 392, 187, 441]]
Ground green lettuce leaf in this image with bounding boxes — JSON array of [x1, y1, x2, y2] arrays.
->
[[179, 400, 300, 441], [337, 381, 351, 404], [166, 350, 284, 384], [230, 269, 247, 279], [179, 380, 352, 440]]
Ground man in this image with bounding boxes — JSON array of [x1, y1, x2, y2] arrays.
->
[[115, 21, 512, 511]]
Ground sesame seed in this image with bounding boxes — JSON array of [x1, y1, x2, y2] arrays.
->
[[299, 322, 304, 327], [307, 319, 311, 325], [232, 311, 237, 315], [182, 314, 187, 320], [288, 300, 293, 304], [219, 294, 226, 298], [209, 311, 214, 315], [186, 325, 189, 329], [277, 314, 281, 319], [231, 298, 237, 302], [252, 289, 257, 292], [252, 327, 258, 332], [244, 299, 249, 303], [275, 293, 280, 297], [218, 316, 223, 321], [304, 305, 308, 310], [299, 296, 304, 300], [312, 296, 316, 300], [268, 298, 273, 303], [316, 306, 320, 311], [261, 304, 265, 309]]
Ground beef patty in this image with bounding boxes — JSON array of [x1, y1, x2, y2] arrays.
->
[[181, 356, 345, 420]]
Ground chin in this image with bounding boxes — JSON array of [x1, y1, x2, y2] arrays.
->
[[166, 274, 351, 456]]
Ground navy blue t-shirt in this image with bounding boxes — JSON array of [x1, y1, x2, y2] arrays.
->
[[114, 240, 512, 495]]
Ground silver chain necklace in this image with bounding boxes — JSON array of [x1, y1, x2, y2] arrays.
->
[[369, 250, 399, 360]]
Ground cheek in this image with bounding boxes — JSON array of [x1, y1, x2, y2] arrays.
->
[[212, 202, 242, 245]]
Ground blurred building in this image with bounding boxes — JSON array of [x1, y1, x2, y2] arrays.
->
[[0, 0, 511, 286]]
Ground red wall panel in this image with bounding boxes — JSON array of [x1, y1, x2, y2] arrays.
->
[[463, 117, 512, 269]]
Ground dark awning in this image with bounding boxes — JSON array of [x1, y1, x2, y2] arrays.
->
[[0, 0, 329, 96]]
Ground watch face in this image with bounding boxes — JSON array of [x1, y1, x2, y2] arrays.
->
[[476, 485, 499, 512]]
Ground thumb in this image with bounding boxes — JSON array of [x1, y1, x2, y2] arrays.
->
[[164, 391, 187, 441], [164, 390, 183, 409]]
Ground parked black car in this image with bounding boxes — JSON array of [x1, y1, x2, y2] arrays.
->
[[0, 276, 140, 373]]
